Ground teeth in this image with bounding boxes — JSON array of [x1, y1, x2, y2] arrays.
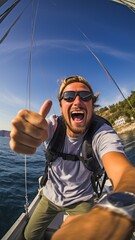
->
[[71, 111, 84, 114], [71, 111, 84, 121]]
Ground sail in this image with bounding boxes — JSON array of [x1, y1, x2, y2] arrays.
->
[[112, 0, 135, 11], [0, 0, 20, 24], [0, 0, 8, 7]]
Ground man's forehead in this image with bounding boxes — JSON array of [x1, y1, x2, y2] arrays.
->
[[63, 82, 90, 92]]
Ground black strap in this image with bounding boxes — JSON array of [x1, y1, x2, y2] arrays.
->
[[81, 114, 111, 174], [45, 116, 66, 163], [57, 152, 83, 161]]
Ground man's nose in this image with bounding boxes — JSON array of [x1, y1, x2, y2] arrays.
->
[[73, 95, 82, 104]]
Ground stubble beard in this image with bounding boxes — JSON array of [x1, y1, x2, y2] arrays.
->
[[62, 115, 89, 136]]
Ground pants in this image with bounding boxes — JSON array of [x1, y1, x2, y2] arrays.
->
[[24, 195, 94, 240]]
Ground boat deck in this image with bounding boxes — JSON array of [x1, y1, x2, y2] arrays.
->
[[2, 183, 135, 240]]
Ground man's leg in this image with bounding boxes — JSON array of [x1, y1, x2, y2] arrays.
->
[[65, 198, 94, 215], [24, 195, 61, 240]]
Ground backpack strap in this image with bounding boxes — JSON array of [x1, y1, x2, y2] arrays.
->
[[45, 116, 66, 163], [40, 116, 67, 187], [82, 114, 111, 174], [82, 114, 112, 197]]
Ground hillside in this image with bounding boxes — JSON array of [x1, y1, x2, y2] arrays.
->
[[0, 130, 10, 137], [96, 91, 135, 125]]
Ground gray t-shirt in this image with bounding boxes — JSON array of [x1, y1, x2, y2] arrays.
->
[[43, 115, 124, 207]]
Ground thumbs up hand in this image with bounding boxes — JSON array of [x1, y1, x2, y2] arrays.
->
[[10, 100, 52, 154]]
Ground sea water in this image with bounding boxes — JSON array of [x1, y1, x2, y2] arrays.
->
[[0, 131, 135, 239], [0, 138, 45, 239]]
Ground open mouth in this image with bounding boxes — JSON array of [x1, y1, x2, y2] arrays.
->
[[71, 111, 85, 121]]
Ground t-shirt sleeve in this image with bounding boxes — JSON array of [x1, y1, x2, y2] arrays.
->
[[44, 114, 58, 148], [92, 124, 125, 162]]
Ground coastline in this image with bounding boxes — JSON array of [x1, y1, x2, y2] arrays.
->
[[0, 123, 135, 136], [114, 122, 135, 135]]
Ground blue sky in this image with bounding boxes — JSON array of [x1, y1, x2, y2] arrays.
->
[[0, 0, 135, 130]]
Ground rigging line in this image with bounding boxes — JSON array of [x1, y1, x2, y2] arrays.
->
[[117, 0, 135, 6], [0, 0, 21, 24], [26, 0, 40, 110], [24, 155, 29, 217], [112, 0, 135, 13], [0, 0, 31, 44], [119, 0, 135, 13], [77, 27, 135, 115], [24, 0, 40, 218], [0, 10, 22, 44], [115, 0, 135, 7], [0, 0, 8, 7]]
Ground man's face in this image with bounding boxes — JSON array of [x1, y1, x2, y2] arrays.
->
[[60, 82, 94, 137]]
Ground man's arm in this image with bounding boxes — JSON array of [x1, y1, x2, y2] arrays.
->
[[51, 151, 135, 240], [102, 151, 135, 193], [51, 205, 134, 240]]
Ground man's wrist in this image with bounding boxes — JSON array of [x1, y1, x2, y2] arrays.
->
[[94, 192, 135, 224]]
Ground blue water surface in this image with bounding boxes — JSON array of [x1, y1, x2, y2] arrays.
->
[[0, 137, 45, 239]]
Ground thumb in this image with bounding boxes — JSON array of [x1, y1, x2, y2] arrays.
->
[[39, 99, 52, 118]]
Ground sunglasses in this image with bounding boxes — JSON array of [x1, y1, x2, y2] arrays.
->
[[60, 91, 93, 102]]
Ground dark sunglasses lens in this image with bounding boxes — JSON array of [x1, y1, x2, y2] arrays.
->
[[62, 91, 92, 102], [62, 91, 76, 102], [79, 91, 92, 101]]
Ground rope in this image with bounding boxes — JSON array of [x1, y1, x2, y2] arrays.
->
[[0, 1, 31, 44], [77, 27, 135, 115], [24, 0, 40, 217], [0, 0, 21, 24], [26, 0, 40, 109], [24, 155, 29, 217], [0, 0, 8, 7], [112, 0, 135, 13]]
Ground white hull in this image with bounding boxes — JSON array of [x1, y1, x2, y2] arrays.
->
[[2, 194, 40, 240]]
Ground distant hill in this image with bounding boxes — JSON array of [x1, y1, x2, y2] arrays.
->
[[96, 91, 135, 125], [0, 130, 10, 137]]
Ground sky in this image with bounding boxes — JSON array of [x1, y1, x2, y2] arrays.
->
[[0, 0, 135, 130]]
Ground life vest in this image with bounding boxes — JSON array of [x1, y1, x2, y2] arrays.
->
[[40, 114, 112, 198]]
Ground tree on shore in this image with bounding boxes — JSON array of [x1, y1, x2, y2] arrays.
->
[[96, 91, 135, 125]]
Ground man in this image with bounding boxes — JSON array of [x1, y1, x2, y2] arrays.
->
[[10, 76, 135, 240]]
